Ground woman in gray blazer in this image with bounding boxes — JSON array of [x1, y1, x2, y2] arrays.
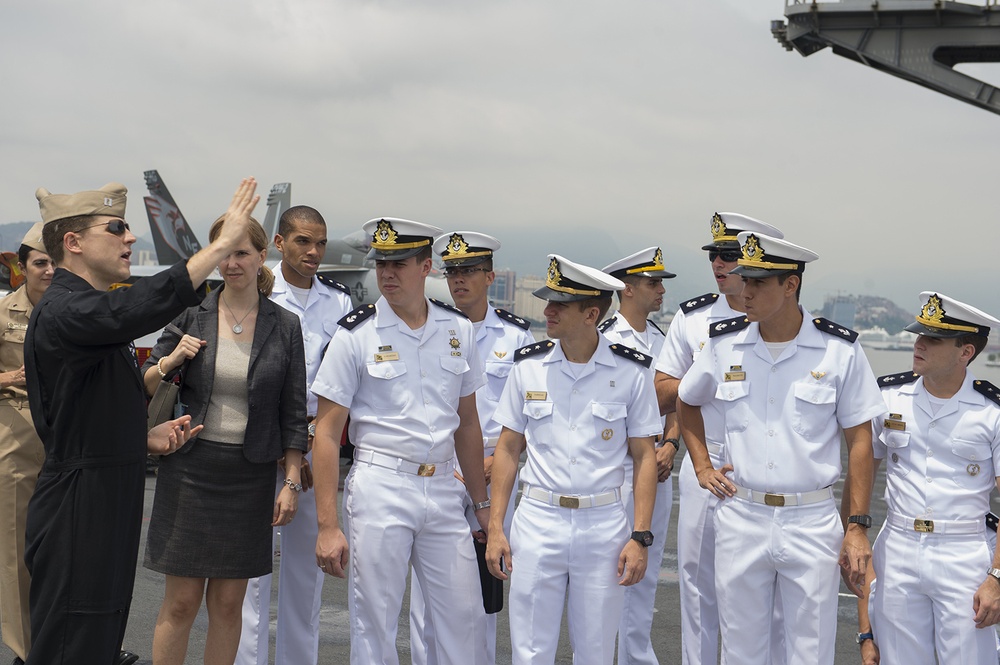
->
[[140, 216, 307, 665]]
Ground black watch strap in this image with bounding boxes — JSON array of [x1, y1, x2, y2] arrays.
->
[[630, 530, 654, 547], [848, 514, 873, 529]]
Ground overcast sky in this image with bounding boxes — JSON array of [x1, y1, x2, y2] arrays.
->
[[1, 0, 996, 314]]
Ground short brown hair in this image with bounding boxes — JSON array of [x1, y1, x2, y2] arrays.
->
[[955, 333, 988, 365], [576, 296, 613, 323], [209, 215, 274, 296], [42, 215, 93, 264]]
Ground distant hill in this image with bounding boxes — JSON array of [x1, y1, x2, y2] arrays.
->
[[818, 294, 911, 334]]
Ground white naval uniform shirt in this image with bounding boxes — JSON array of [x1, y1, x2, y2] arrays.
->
[[269, 270, 353, 416], [874, 372, 1000, 521], [478, 306, 535, 446], [678, 308, 884, 493], [311, 296, 484, 463], [656, 295, 739, 454], [492, 341, 662, 495], [601, 311, 666, 428]]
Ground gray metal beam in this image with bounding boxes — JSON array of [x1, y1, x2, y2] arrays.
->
[[772, 0, 1000, 115]]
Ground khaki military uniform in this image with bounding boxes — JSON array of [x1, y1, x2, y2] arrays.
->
[[0, 286, 44, 661]]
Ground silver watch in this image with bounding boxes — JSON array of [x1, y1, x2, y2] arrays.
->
[[987, 567, 1000, 582], [474, 499, 491, 511]]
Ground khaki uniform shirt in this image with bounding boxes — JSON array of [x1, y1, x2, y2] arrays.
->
[[0, 286, 31, 401]]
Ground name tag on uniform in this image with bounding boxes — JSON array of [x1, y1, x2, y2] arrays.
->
[[526, 391, 547, 401], [724, 365, 746, 382], [374, 352, 400, 362], [884, 413, 906, 431]]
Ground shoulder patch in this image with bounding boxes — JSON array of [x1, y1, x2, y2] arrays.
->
[[609, 344, 653, 368], [974, 380, 1000, 407], [514, 340, 555, 362], [877, 371, 919, 388], [338, 304, 376, 330], [647, 319, 664, 336], [430, 298, 469, 319], [598, 316, 617, 333], [495, 307, 530, 330], [680, 293, 719, 314], [708, 315, 750, 338], [812, 317, 859, 343], [318, 274, 351, 297]]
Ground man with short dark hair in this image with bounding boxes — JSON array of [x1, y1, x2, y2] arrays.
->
[[24, 179, 259, 665], [677, 231, 884, 664], [599, 246, 676, 665], [486, 254, 660, 664], [858, 292, 1000, 665], [312, 218, 491, 665], [237, 205, 353, 665]]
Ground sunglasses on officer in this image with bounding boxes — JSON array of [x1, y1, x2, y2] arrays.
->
[[84, 219, 131, 236], [708, 249, 742, 263]]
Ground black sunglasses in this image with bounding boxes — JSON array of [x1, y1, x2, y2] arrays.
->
[[444, 267, 490, 277], [84, 219, 130, 236], [708, 249, 742, 263]]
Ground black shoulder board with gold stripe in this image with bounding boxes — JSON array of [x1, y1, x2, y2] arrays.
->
[[647, 319, 664, 336], [598, 316, 617, 333], [338, 304, 376, 330], [495, 308, 530, 330], [609, 343, 652, 368], [813, 317, 859, 343], [974, 380, 1000, 407], [430, 298, 469, 319], [515, 340, 554, 362], [318, 274, 351, 297], [877, 371, 918, 388], [708, 315, 750, 338], [680, 293, 719, 314]]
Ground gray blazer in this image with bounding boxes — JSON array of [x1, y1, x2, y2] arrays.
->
[[143, 288, 308, 463]]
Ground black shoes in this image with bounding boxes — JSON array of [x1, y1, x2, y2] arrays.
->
[[115, 651, 139, 665]]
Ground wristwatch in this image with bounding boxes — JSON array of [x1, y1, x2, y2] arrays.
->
[[848, 514, 873, 529], [856, 631, 874, 645], [987, 567, 1000, 583], [307, 422, 316, 438], [474, 499, 491, 511], [631, 530, 654, 548]]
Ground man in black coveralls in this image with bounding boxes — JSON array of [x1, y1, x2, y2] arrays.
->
[[22, 178, 260, 665]]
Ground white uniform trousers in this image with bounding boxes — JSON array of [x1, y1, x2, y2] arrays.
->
[[345, 460, 485, 665], [617, 456, 672, 665], [870, 521, 998, 665], [237, 456, 326, 665], [410, 474, 515, 665], [715, 497, 840, 665], [508, 497, 629, 665], [677, 454, 786, 665]]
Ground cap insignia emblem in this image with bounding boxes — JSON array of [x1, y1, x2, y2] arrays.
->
[[375, 219, 398, 245], [653, 247, 663, 267], [742, 234, 762, 261], [103, 197, 113, 207], [547, 257, 562, 285], [447, 233, 469, 255], [920, 294, 944, 324], [711, 213, 727, 241]]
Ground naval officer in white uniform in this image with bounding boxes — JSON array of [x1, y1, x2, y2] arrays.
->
[[311, 218, 491, 665], [653, 212, 785, 665], [237, 206, 353, 665], [599, 246, 675, 665], [486, 255, 661, 665], [677, 231, 884, 665], [860, 293, 1000, 665], [410, 231, 534, 665]]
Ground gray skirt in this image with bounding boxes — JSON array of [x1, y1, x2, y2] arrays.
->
[[144, 439, 276, 579]]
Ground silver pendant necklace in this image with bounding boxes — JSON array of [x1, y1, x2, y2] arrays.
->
[[222, 292, 257, 334]]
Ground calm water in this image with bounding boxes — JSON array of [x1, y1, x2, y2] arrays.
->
[[864, 345, 1000, 384]]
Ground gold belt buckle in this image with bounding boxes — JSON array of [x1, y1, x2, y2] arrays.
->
[[417, 463, 436, 477], [914, 519, 934, 533], [764, 493, 785, 507], [558, 495, 580, 509]]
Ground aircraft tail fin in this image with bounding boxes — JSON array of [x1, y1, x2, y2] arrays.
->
[[262, 183, 291, 247], [143, 169, 203, 264]]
